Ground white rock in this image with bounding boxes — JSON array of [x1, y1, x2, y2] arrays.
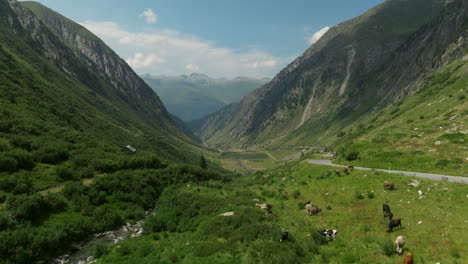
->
[[418, 190, 424, 196], [87, 256, 94, 263], [219, 211, 235, 216], [414, 128, 419, 131], [434, 141, 441, 146], [418, 221, 422, 224], [408, 180, 420, 187]]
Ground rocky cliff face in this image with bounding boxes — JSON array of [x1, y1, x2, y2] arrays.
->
[[197, 0, 467, 149], [5, 0, 179, 132], [0, 0, 199, 156]]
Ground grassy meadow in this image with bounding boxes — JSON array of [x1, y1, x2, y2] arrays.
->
[[331, 59, 467, 176], [96, 161, 468, 264]]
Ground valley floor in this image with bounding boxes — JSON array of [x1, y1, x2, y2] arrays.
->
[[96, 161, 468, 264]]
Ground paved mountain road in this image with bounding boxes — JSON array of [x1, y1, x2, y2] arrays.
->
[[307, 160, 467, 184]]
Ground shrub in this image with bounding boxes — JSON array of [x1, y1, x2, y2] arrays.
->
[[0, 153, 18, 172], [345, 151, 359, 161], [326, 205, 332, 210], [459, 95, 465, 100], [79, 166, 94, 179], [367, 191, 375, 199], [6, 194, 45, 221], [355, 191, 364, 200], [380, 239, 395, 256], [10, 136, 33, 151], [435, 159, 450, 168], [292, 189, 301, 199], [56, 167, 75, 181], [62, 181, 88, 200], [92, 243, 110, 258], [317, 171, 332, 180], [8, 150, 34, 170], [93, 204, 124, 231], [34, 143, 69, 164]]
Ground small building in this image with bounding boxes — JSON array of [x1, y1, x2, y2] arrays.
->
[[122, 145, 137, 155]]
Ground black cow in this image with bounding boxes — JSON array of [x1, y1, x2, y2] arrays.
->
[[280, 231, 289, 242], [383, 204, 392, 218]]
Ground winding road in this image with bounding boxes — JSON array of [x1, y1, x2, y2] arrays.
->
[[307, 160, 468, 184]]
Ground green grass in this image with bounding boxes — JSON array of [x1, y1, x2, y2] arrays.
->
[[97, 161, 468, 264], [330, 59, 467, 176]]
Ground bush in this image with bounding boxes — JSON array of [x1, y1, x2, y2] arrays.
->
[[8, 150, 34, 170], [292, 189, 301, 199], [380, 239, 395, 256], [355, 191, 364, 200], [93, 204, 124, 231], [317, 171, 332, 180], [93, 243, 110, 258], [435, 159, 450, 168], [34, 143, 69, 164], [56, 167, 75, 181], [79, 166, 94, 178], [345, 151, 359, 161], [6, 193, 65, 221], [367, 191, 375, 199], [0, 153, 18, 172], [6, 194, 45, 221]]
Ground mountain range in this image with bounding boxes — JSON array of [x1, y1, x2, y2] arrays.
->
[[142, 73, 269, 121], [193, 0, 467, 157]]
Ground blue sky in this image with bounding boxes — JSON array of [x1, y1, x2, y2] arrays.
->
[[26, 0, 384, 78]]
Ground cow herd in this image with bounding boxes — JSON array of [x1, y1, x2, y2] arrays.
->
[[254, 165, 418, 263]]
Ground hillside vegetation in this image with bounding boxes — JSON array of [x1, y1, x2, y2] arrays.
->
[[0, 1, 221, 263], [332, 59, 467, 176]]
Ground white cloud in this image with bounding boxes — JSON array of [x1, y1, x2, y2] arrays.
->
[[308, 26, 330, 45], [126, 52, 164, 69], [80, 21, 289, 78], [140, 8, 157, 24], [185, 64, 199, 71]]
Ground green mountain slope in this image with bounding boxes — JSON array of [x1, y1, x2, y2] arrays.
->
[[332, 56, 467, 176], [196, 0, 466, 151], [143, 74, 268, 121], [0, 1, 228, 263]]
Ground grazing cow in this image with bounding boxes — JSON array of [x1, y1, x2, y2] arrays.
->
[[383, 204, 392, 217], [280, 231, 289, 242], [318, 229, 338, 240], [334, 170, 340, 176], [255, 203, 273, 214], [343, 167, 349, 175], [384, 211, 394, 221], [394, 235, 405, 255], [305, 203, 322, 215], [387, 218, 402, 232], [404, 253, 413, 264], [384, 181, 395, 190]]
